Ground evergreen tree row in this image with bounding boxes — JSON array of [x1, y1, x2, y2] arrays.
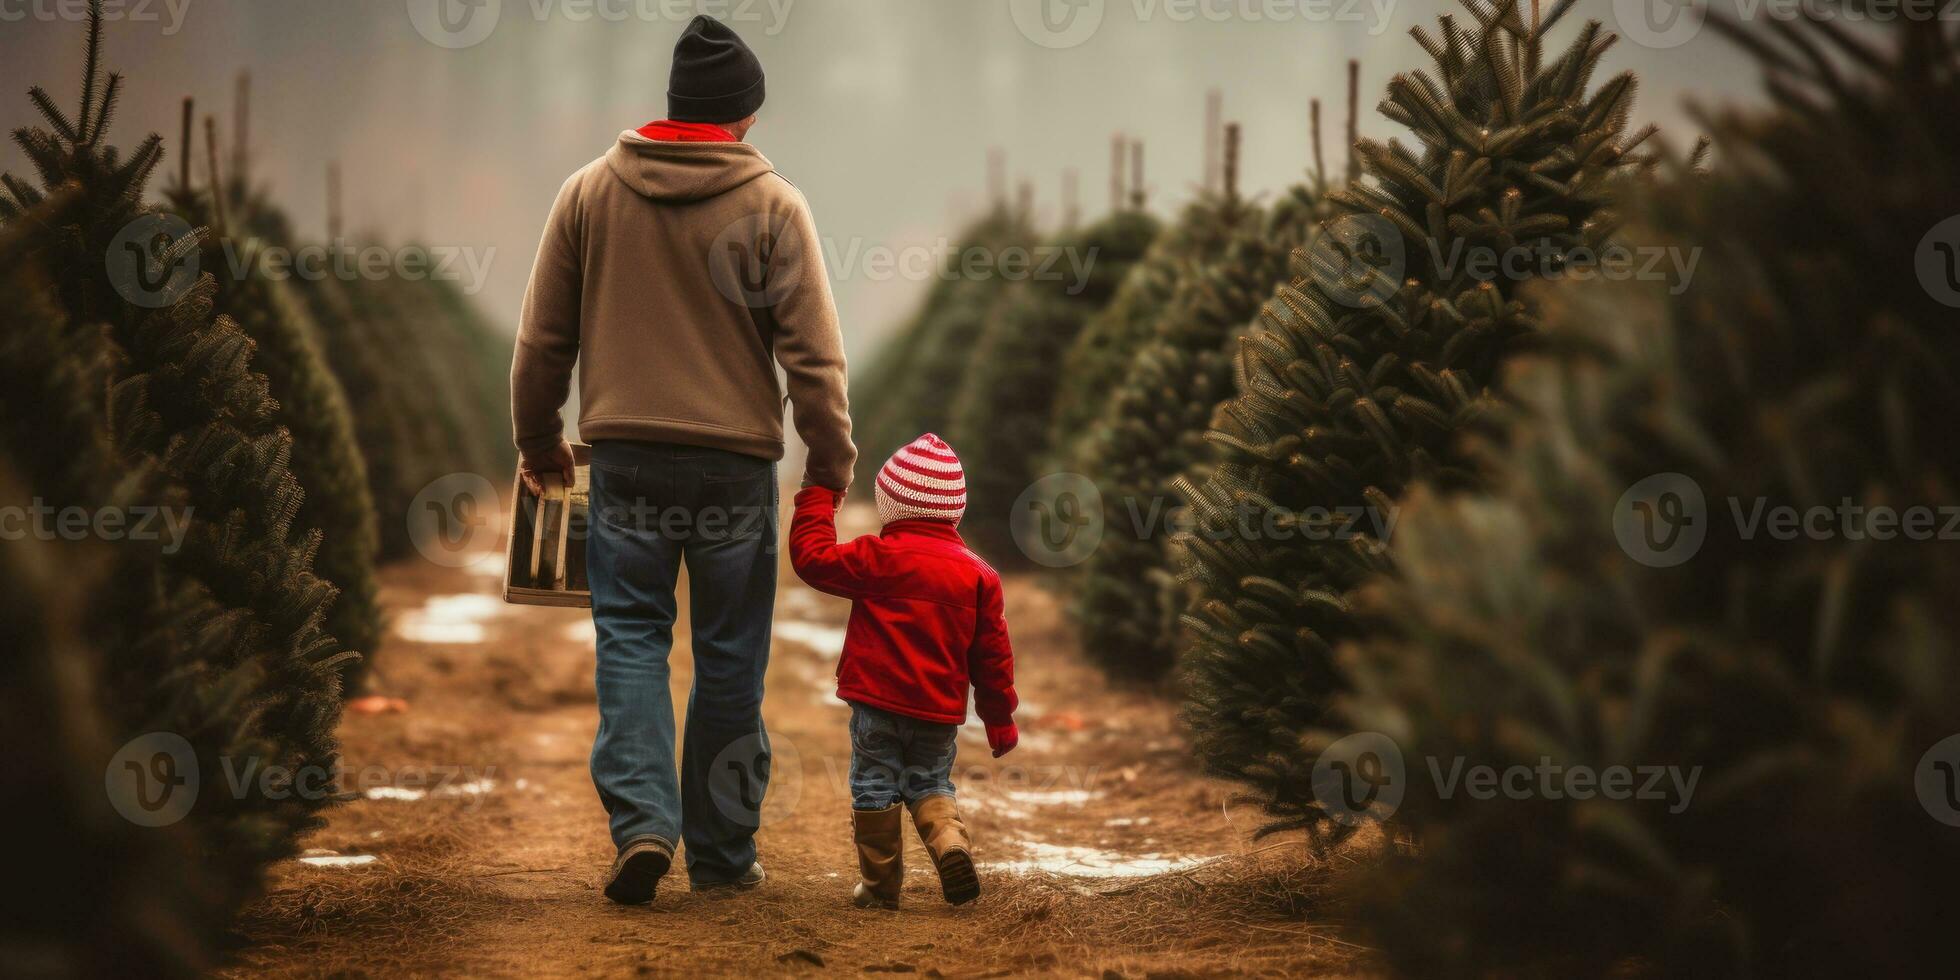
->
[[1068, 178, 1325, 680], [1174, 0, 1650, 836], [851, 203, 1037, 489], [0, 5, 517, 967], [1337, 11, 1960, 975], [950, 208, 1161, 560]]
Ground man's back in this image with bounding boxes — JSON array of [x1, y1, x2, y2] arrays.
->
[[511, 127, 856, 491]]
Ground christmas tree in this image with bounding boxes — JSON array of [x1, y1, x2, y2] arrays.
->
[[1047, 197, 1244, 471], [1, 3, 349, 944], [1176, 0, 1649, 832], [1071, 135, 1326, 681], [852, 203, 1035, 488], [951, 207, 1160, 561], [164, 103, 383, 687], [1338, 11, 1960, 975]]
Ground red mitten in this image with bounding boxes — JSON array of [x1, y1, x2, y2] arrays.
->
[[985, 723, 1018, 758]]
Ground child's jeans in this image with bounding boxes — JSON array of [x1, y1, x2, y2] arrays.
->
[[848, 703, 958, 810]]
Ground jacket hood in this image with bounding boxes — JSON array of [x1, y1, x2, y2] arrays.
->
[[605, 131, 775, 203]]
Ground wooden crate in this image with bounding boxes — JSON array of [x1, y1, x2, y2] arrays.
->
[[503, 443, 593, 608]]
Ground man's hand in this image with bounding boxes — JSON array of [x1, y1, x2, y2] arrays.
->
[[985, 722, 1018, 759], [519, 439, 576, 496]]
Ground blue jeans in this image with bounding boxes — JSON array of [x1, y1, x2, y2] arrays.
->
[[585, 440, 778, 884], [848, 703, 958, 811]]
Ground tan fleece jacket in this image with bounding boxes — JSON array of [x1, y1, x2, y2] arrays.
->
[[511, 132, 856, 490]]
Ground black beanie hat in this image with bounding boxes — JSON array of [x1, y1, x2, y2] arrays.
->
[[667, 16, 765, 123]]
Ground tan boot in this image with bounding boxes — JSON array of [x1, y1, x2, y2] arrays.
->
[[908, 795, 980, 904], [851, 804, 903, 909]]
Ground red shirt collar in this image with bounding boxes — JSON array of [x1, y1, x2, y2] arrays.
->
[[881, 518, 966, 544], [636, 119, 738, 143]]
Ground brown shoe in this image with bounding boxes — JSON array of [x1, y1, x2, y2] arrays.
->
[[603, 835, 674, 905], [908, 794, 979, 905], [851, 804, 904, 909]]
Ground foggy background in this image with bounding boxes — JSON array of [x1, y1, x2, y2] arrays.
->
[[1, 0, 1763, 366]]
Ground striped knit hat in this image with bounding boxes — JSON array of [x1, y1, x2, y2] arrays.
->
[[875, 433, 967, 526]]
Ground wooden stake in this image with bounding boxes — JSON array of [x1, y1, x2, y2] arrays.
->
[[1203, 88, 1223, 194], [203, 115, 228, 235], [987, 147, 1007, 209], [1310, 97, 1325, 189], [327, 161, 343, 247], [1062, 167, 1080, 231], [1223, 122, 1241, 201], [1129, 139, 1146, 209], [233, 71, 251, 192], [1346, 59, 1362, 183], [1111, 133, 1127, 214], [179, 97, 193, 191]]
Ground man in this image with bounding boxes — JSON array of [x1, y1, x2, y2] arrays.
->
[[510, 15, 855, 904]]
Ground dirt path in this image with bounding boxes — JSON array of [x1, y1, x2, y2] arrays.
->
[[228, 505, 1365, 978]]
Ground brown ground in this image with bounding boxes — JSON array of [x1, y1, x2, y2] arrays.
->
[[225, 505, 1371, 979]]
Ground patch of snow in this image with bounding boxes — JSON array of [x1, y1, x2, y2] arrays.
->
[[774, 620, 848, 659], [464, 551, 506, 578], [365, 786, 427, 802], [299, 854, 377, 868], [987, 841, 1215, 879], [1003, 788, 1100, 807], [362, 778, 495, 803], [394, 594, 508, 644]]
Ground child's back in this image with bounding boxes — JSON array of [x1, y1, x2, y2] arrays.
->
[[788, 433, 1017, 908]]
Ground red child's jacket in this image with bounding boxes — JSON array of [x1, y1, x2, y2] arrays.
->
[[788, 486, 1017, 727]]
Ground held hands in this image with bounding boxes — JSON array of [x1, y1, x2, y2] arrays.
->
[[985, 722, 1018, 759], [518, 439, 576, 496]]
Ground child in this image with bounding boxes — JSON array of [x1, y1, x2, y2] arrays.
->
[[789, 433, 1018, 908]]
